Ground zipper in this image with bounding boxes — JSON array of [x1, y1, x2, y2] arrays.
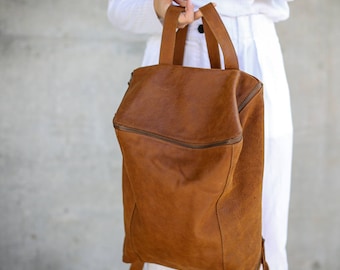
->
[[238, 82, 262, 112], [114, 124, 242, 149]]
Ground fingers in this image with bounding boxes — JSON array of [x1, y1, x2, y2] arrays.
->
[[194, 10, 202, 21], [154, 0, 217, 28], [175, 0, 215, 28], [193, 2, 216, 21], [177, 0, 194, 28]]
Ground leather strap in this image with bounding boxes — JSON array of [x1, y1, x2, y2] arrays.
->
[[202, 17, 221, 69], [199, 3, 239, 69], [173, 25, 188, 65], [159, 3, 239, 70], [159, 6, 183, 65]]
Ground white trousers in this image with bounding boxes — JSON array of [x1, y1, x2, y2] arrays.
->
[[141, 14, 293, 270]]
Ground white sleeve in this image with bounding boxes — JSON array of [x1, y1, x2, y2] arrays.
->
[[107, 0, 163, 35]]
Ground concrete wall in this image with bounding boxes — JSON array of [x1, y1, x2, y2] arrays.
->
[[277, 0, 340, 269], [0, 0, 338, 269]]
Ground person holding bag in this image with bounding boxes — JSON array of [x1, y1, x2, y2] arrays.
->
[[108, 0, 293, 269]]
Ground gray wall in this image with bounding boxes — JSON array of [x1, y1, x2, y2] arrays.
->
[[0, 0, 338, 269], [278, 0, 340, 269]]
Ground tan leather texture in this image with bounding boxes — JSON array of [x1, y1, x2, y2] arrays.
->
[[113, 3, 268, 270]]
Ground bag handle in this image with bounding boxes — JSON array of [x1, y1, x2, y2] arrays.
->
[[159, 3, 239, 70], [173, 25, 188, 66], [199, 3, 239, 69], [159, 5, 184, 65]]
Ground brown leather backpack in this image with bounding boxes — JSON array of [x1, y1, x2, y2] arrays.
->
[[113, 3, 269, 270]]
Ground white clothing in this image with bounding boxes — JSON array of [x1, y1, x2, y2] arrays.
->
[[192, 0, 292, 22], [107, 0, 293, 36], [108, 1, 293, 270]]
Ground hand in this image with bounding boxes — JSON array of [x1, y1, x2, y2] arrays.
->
[[154, 0, 203, 28]]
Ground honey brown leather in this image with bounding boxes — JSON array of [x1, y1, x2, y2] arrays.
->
[[113, 3, 268, 270]]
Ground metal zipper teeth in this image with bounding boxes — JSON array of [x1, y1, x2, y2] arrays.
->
[[238, 82, 263, 112], [114, 124, 242, 149]]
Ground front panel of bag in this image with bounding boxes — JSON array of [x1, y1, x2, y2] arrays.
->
[[114, 64, 264, 270]]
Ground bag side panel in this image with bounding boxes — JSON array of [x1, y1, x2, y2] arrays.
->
[[121, 162, 141, 264], [218, 87, 265, 269]]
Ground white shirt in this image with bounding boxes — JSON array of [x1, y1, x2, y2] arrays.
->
[[107, 0, 292, 35], [193, 0, 292, 22]]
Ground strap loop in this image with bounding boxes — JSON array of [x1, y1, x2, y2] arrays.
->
[[261, 238, 270, 270], [130, 260, 144, 270]]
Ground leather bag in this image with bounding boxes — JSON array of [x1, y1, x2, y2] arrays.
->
[[113, 3, 269, 270]]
